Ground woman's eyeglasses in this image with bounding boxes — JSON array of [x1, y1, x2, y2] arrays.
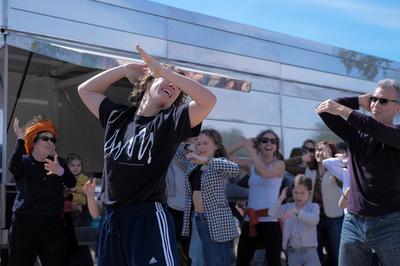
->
[[369, 96, 399, 105], [38, 136, 57, 143], [259, 137, 277, 145]]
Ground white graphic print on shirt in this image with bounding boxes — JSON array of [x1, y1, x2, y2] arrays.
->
[[104, 127, 154, 164]]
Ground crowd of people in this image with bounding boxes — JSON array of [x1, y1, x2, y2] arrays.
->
[[6, 46, 400, 266]]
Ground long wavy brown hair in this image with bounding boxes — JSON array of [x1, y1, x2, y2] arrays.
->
[[128, 64, 188, 108]]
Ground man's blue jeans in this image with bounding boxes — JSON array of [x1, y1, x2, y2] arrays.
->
[[339, 211, 400, 266], [190, 212, 234, 266]]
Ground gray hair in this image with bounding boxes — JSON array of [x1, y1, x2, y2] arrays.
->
[[377, 79, 400, 101]]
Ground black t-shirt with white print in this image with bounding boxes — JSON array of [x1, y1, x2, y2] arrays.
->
[[99, 98, 192, 207]]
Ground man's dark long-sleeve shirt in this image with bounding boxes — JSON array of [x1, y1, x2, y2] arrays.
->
[[9, 139, 76, 217], [319, 97, 400, 216]]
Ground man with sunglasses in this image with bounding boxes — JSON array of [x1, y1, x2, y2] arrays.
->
[[316, 79, 400, 266]]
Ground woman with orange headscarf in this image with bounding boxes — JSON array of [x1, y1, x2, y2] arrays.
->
[[8, 117, 76, 266]]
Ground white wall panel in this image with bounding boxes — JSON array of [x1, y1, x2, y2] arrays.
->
[[167, 20, 280, 62], [9, 7, 167, 57], [281, 81, 359, 101], [11, 0, 167, 38], [281, 96, 321, 129], [281, 64, 376, 93], [208, 88, 281, 126], [167, 42, 281, 78], [203, 120, 281, 139]]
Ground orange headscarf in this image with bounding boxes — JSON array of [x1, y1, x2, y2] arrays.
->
[[24, 120, 57, 154]]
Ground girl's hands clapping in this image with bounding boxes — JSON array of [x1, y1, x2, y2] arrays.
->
[[284, 208, 299, 220], [185, 151, 209, 165]]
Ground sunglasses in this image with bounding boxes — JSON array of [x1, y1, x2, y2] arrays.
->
[[304, 147, 315, 153], [259, 137, 278, 145], [369, 96, 399, 105], [38, 136, 57, 143]]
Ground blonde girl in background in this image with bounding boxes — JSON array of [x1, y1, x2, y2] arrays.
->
[[66, 153, 89, 212], [270, 175, 320, 266]]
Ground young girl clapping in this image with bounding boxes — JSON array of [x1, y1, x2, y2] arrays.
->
[[270, 175, 320, 266]]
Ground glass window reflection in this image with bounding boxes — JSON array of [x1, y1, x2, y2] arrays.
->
[[182, 69, 251, 92], [282, 96, 321, 129], [207, 89, 281, 126], [283, 128, 342, 158]]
